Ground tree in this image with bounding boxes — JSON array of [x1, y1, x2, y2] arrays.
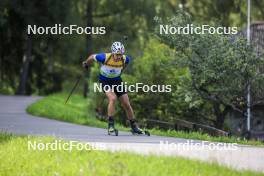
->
[[156, 13, 264, 129], [0, 0, 76, 95]]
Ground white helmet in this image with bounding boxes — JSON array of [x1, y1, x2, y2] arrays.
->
[[111, 41, 125, 54]]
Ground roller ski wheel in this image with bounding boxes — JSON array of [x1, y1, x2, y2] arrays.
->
[[114, 129, 118, 136], [130, 120, 150, 136], [108, 127, 118, 136], [108, 119, 118, 136], [144, 130, 150, 136], [131, 128, 150, 136]]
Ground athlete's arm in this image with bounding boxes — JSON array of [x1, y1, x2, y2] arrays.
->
[[121, 55, 130, 73], [82, 54, 95, 68], [82, 53, 106, 69]]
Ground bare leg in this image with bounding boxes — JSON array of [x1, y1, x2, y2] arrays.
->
[[105, 91, 117, 117], [119, 93, 145, 134], [119, 93, 134, 120]]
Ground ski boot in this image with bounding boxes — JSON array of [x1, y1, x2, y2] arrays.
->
[[108, 118, 118, 136], [130, 120, 150, 136]]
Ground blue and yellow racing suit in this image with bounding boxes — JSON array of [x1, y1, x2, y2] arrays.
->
[[94, 53, 130, 97]]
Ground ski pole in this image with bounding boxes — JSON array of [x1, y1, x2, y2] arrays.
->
[[65, 75, 82, 104]]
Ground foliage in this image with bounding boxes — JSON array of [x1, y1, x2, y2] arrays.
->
[[2, 0, 264, 95], [2, 0, 264, 134], [155, 12, 264, 129], [121, 38, 204, 123]]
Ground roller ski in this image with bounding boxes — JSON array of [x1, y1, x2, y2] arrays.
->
[[130, 120, 150, 136], [107, 118, 118, 136]]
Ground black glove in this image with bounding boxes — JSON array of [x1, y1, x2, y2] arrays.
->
[[82, 61, 89, 69]]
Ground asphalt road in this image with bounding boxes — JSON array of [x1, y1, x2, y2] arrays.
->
[[0, 95, 264, 173]]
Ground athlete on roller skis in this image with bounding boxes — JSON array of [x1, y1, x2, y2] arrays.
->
[[82, 41, 150, 136]]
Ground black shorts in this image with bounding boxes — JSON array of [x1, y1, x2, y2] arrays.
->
[[99, 79, 127, 97]]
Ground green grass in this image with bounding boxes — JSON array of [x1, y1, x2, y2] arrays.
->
[[0, 133, 263, 176], [26, 93, 127, 131], [27, 93, 263, 146]]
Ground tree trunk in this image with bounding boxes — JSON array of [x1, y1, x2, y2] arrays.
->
[[25, 59, 32, 95], [83, 0, 93, 98], [215, 113, 225, 129], [213, 103, 228, 129], [0, 56, 2, 86], [47, 43, 53, 74], [35, 53, 44, 94], [16, 34, 32, 95]]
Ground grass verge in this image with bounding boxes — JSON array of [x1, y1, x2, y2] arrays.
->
[[26, 93, 263, 146], [0, 133, 263, 176]]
